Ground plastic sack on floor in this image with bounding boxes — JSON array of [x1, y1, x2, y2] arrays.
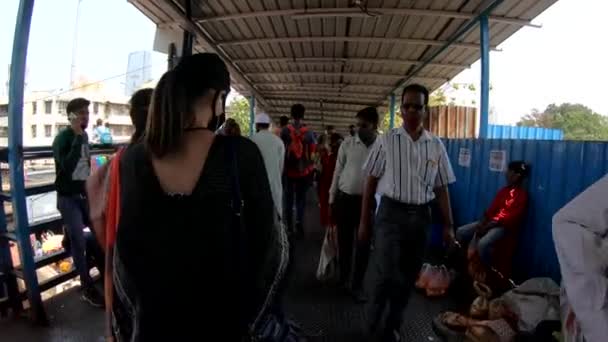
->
[[316, 227, 339, 282], [426, 265, 451, 297], [501, 277, 560, 333], [415, 263, 432, 289]]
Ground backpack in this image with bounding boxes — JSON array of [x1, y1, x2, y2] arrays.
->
[[100, 129, 113, 144], [286, 124, 311, 174]]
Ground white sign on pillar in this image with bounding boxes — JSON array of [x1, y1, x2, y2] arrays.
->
[[458, 148, 471, 167], [489, 150, 506, 172]]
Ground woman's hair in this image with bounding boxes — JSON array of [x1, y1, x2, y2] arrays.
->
[[145, 53, 230, 157], [129, 88, 153, 143]]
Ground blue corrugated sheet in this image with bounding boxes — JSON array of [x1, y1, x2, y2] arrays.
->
[[488, 125, 563, 140], [444, 139, 608, 282]]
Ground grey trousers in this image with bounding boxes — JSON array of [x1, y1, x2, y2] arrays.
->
[[366, 196, 431, 334]]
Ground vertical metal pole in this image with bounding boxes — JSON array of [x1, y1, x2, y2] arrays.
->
[[479, 14, 490, 139], [389, 93, 396, 129], [69, 0, 83, 88], [249, 96, 255, 137], [181, 0, 193, 58], [8, 0, 46, 324]]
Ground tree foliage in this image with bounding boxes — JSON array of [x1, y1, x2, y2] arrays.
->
[[226, 97, 251, 136], [517, 103, 608, 141]]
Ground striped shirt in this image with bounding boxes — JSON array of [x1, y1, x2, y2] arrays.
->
[[363, 127, 455, 205]]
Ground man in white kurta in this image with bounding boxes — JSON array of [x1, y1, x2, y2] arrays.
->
[[552, 174, 608, 342]]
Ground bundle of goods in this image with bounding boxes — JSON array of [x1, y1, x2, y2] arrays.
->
[[433, 278, 562, 342]]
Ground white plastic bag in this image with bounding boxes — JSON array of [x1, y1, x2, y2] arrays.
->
[[316, 227, 339, 282]]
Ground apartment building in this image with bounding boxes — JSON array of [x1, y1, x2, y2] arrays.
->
[[0, 90, 134, 146]]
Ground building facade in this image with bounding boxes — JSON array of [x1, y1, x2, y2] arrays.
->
[[0, 91, 134, 147]]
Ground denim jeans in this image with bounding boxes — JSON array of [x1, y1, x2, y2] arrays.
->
[[367, 197, 431, 334], [284, 175, 311, 232], [456, 221, 506, 266], [57, 195, 93, 288]]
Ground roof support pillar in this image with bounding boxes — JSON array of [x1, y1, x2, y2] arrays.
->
[[389, 93, 396, 129], [479, 14, 490, 139], [8, 0, 46, 324], [249, 96, 256, 137], [181, 0, 193, 58]]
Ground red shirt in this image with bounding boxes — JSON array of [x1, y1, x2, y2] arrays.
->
[[485, 186, 528, 230]]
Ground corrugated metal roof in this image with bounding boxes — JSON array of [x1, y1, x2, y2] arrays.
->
[[129, 0, 557, 129]]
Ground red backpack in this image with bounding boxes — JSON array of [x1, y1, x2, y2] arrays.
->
[[286, 124, 313, 176]]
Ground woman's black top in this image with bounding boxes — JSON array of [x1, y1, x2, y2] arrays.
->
[[112, 135, 276, 341]]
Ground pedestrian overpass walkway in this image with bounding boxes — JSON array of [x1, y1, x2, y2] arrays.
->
[[0, 194, 455, 342]]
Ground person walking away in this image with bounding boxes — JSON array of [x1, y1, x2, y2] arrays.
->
[[250, 112, 285, 218], [329, 106, 379, 302], [52, 97, 104, 307], [111, 53, 283, 341], [455, 161, 528, 270], [349, 124, 356, 137], [359, 84, 456, 342], [281, 104, 316, 236], [553, 173, 608, 342], [87, 87, 153, 341], [92, 118, 104, 143], [318, 133, 342, 231], [275, 115, 289, 136]]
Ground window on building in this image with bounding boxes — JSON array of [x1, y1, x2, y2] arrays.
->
[[55, 124, 69, 133], [57, 101, 68, 114], [0, 127, 8, 138], [31, 125, 37, 138], [44, 125, 52, 137], [109, 124, 134, 137], [93, 102, 99, 114], [44, 100, 52, 114], [32, 101, 37, 114], [0, 104, 8, 117]]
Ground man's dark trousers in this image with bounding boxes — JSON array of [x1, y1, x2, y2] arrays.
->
[[334, 191, 371, 291], [366, 196, 431, 335]]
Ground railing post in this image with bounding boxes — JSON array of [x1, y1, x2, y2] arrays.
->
[[249, 96, 255, 137], [479, 14, 490, 139], [389, 93, 396, 129], [8, 0, 46, 324]]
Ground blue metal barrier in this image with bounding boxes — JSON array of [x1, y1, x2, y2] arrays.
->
[[444, 139, 608, 282], [0, 144, 122, 321]]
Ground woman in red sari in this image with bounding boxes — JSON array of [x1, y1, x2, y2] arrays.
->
[[319, 133, 343, 228]]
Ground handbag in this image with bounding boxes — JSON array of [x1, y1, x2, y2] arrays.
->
[[316, 227, 339, 282], [225, 138, 304, 342]]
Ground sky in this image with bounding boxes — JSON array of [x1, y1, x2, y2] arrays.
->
[[1, 0, 607, 124]]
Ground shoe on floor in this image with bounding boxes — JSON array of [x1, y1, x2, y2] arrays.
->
[[81, 286, 105, 308]]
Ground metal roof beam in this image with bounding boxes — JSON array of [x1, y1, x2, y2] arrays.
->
[[266, 97, 375, 107], [140, 0, 269, 108], [233, 57, 468, 69], [386, 0, 506, 104], [197, 8, 538, 28], [260, 90, 382, 99], [218, 36, 499, 51], [248, 71, 448, 82], [254, 83, 392, 92]]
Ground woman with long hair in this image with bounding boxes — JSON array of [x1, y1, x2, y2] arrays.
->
[[110, 53, 283, 341], [87, 87, 154, 340]]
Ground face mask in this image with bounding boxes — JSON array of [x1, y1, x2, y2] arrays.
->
[[207, 90, 227, 131], [358, 128, 376, 146]]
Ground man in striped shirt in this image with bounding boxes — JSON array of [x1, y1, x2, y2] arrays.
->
[[359, 84, 456, 342]]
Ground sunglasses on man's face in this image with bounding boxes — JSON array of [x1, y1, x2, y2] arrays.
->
[[401, 103, 424, 111]]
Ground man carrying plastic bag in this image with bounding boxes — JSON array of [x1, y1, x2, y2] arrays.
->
[[317, 226, 339, 282]]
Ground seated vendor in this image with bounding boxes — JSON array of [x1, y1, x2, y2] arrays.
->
[[456, 161, 529, 266]]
